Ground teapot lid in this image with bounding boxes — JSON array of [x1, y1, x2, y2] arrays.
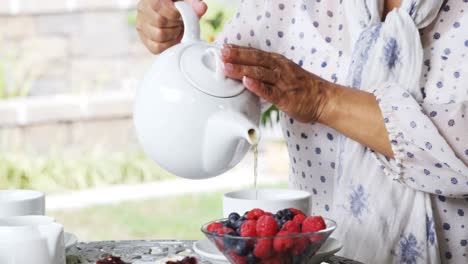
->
[[180, 44, 245, 98]]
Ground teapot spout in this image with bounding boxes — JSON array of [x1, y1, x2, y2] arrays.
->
[[202, 111, 260, 176], [218, 111, 260, 146]]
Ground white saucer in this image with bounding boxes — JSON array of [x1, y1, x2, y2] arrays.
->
[[193, 239, 229, 264], [193, 237, 342, 264], [64, 232, 78, 250]]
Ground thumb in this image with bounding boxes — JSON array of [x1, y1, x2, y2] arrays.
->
[[184, 0, 208, 17]]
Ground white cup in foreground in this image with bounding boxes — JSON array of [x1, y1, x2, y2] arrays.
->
[[0, 189, 45, 217], [0, 215, 65, 264], [223, 189, 311, 218]]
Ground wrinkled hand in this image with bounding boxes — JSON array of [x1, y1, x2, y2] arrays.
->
[[136, 0, 207, 54], [221, 44, 334, 123]]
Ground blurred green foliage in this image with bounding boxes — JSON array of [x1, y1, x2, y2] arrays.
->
[[0, 50, 36, 99], [0, 151, 175, 193], [51, 182, 288, 241]]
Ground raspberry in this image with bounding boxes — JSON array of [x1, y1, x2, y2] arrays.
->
[[289, 208, 306, 216], [292, 236, 308, 255], [229, 252, 246, 264], [246, 208, 265, 220], [292, 214, 306, 225], [240, 220, 257, 237], [253, 238, 273, 258], [273, 230, 294, 252], [217, 227, 235, 235], [281, 220, 301, 233], [256, 215, 278, 236], [207, 222, 224, 233], [302, 216, 326, 233], [261, 256, 282, 264]]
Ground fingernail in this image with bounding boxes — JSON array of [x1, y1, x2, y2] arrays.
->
[[224, 63, 233, 72], [221, 46, 230, 59], [243, 76, 252, 85]]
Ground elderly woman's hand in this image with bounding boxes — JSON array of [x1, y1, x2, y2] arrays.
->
[[222, 44, 395, 157], [221, 44, 334, 124], [136, 0, 207, 54]]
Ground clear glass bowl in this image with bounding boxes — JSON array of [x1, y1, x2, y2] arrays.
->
[[201, 218, 336, 264]]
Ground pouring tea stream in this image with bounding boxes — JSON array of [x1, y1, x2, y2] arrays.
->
[[133, 2, 261, 179]]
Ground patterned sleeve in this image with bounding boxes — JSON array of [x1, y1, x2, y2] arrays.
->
[[372, 83, 468, 198]]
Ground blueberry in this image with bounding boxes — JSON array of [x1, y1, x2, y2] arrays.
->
[[236, 227, 242, 235], [223, 233, 237, 249], [235, 240, 249, 256], [276, 210, 284, 218], [229, 212, 241, 222], [222, 220, 232, 229], [233, 219, 244, 229], [283, 209, 294, 219], [275, 219, 283, 230], [240, 216, 247, 221], [280, 218, 288, 226], [246, 252, 260, 264]]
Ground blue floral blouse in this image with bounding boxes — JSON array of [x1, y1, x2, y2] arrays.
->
[[217, 0, 468, 263]]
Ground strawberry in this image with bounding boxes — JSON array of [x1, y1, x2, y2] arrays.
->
[[240, 220, 257, 237], [289, 208, 306, 216], [292, 214, 306, 225], [247, 208, 266, 220], [302, 216, 326, 233], [253, 238, 273, 258], [273, 230, 295, 252], [206, 222, 224, 233], [281, 220, 301, 233], [256, 215, 278, 236]]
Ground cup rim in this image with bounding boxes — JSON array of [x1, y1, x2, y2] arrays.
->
[[0, 190, 45, 203], [201, 217, 336, 239], [223, 188, 311, 202]]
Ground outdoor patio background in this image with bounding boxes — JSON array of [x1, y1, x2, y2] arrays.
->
[[0, 0, 290, 240]]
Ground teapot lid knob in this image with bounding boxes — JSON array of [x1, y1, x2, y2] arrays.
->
[[180, 44, 246, 97]]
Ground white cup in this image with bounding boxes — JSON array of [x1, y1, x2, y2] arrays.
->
[[0, 190, 45, 217], [0, 215, 65, 264], [223, 188, 311, 217]]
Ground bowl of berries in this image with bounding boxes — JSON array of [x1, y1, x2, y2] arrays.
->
[[201, 208, 336, 264]]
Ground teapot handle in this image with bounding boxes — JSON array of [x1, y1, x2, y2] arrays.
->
[[174, 2, 201, 43]]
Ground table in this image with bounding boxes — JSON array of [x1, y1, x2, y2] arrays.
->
[[66, 240, 363, 264]]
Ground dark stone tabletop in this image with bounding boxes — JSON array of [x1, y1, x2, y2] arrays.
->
[[66, 240, 363, 264]]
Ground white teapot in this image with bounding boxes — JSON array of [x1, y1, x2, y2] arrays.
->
[[0, 216, 65, 264], [134, 2, 261, 179]]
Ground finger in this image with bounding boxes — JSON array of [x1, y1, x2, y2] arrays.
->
[[152, 0, 181, 21], [243, 76, 281, 105], [221, 44, 278, 69], [185, 0, 208, 17], [139, 35, 178, 54], [138, 1, 181, 28], [224, 63, 279, 84], [137, 18, 182, 42]]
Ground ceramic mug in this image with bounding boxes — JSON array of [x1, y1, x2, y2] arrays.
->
[[0, 215, 65, 264], [0, 189, 45, 217], [223, 188, 312, 217]]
